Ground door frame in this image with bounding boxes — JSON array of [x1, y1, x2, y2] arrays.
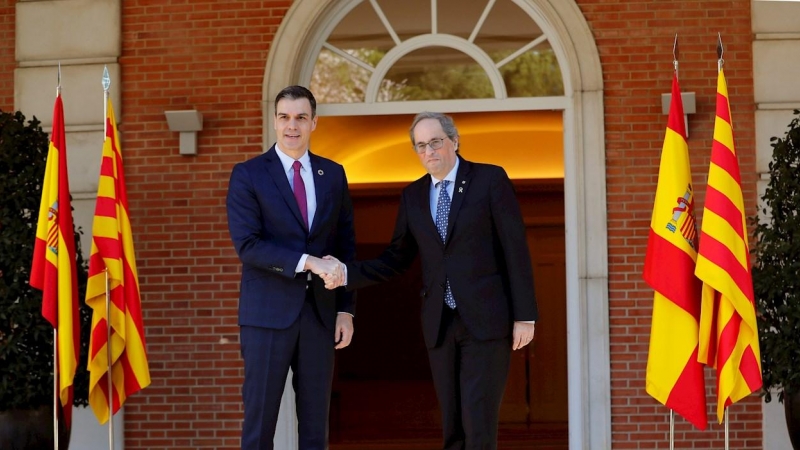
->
[[263, 1, 610, 449]]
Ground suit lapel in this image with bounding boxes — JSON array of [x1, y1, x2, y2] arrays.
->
[[263, 147, 308, 232], [416, 176, 441, 244], [445, 157, 471, 244], [309, 152, 329, 236]]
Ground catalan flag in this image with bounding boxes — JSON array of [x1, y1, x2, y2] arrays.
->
[[30, 92, 80, 426], [86, 98, 150, 424], [695, 68, 762, 423], [643, 74, 707, 430]]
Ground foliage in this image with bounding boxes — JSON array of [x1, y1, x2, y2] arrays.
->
[[498, 49, 564, 97], [393, 60, 494, 100], [753, 109, 800, 404], [0, 109, 90, 411], [310, 48, 409, 103], [310, 46, 563, 103]]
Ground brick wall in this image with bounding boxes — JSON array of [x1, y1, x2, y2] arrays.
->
[[576, 0, 761, 448], [114, 0, 761, 448], [119, 1, 290, 448], [0, 0, 15, 111]]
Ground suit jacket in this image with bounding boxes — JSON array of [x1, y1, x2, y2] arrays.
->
[[226, 146, 356, 331], [348, 157, 538, 348]]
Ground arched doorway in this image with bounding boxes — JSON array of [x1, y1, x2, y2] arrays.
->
[[314, 110, 567, 448], [263, 1, 610, 449]]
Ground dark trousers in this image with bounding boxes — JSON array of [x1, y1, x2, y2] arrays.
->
[[240, 292, 334, 450], [428, 307, 512, 450]]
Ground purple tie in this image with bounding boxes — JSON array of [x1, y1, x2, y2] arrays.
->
[[292, 160, 308, 228]]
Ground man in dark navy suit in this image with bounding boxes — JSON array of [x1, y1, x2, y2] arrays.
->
[[324, 112, 538, 450], [226, 85, 354, 450]]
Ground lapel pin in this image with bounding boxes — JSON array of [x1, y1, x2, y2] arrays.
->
[[458, 187, 463, 193], [318, 169, 324, 176]]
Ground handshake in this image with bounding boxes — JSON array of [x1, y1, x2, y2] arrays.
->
[[305, 255, 347, 290]]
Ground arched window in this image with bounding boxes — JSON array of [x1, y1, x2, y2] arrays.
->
[[309, 0, 564, 105]]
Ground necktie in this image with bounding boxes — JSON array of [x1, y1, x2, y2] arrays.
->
[[435, 180, 456, 309], [292, 160, 308, 228]]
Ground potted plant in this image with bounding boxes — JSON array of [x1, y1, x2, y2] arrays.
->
[[0, 109, 90, 449], [752, 109, 800, 449]]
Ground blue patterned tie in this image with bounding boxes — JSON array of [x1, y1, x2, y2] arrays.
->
[[435, 180, 456, 309]]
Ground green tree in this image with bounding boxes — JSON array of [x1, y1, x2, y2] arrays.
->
[[0, 109, 90, 411], [752, 109, 800, 404], [310, 46, 564, 103], [498, 48, 564, 97]]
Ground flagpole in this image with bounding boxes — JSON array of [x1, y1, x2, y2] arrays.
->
[[105, 268, 113, 450], [669, 410, 674, 450], [53, 325, 59, 450], [716, 33, 730, 450], [102, 66, 114, 450], [724, 408, 730, 450], [668, 34, 678, 450], [52, 63, 62, 450]]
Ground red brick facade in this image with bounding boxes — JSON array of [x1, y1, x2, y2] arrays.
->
[[9, 0, 764, 448], [119, 2, 291, 448], [0, 1, 15, 111], [580, 1, 760, 448]]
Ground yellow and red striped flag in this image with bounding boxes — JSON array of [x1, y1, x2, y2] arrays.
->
[[643, 73, 707, 430], [30, 92, 80, 426], [695, 68, 762, 423], [86, 98, 150, 424]]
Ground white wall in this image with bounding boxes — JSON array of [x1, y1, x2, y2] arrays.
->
[[764, 395, 793, 450], [751, 1, 800, 448], [71, 407, 124, 450]]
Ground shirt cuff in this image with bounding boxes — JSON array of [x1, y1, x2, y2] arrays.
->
[[337, 312, 354, 317], [519, 320, 536, 324], [296, 254, 309, 273]]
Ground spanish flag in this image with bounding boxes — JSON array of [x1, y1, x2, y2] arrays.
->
[[86, 98, 150, 424], [643, 73, 707, 430], [695, 68, 762, 423], [30, 92, 80, 426]]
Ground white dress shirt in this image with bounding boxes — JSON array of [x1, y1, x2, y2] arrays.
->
[[274, 145, 316, 273]]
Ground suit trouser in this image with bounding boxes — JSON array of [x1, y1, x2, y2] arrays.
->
[[240, 292, 335, 450], [427, 306, 512, 450]]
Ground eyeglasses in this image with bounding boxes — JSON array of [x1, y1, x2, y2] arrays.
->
[[413, 137, 448, 154]]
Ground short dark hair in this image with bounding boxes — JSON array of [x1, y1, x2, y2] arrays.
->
[[409, 111, 459, 147], [275, 85, 317, 118]]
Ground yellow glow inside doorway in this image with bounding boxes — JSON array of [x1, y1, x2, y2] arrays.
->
[[312, 110, 564, 184]]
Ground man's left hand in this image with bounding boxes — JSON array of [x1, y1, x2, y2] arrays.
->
[[512, 321, 535, 350], [334, 313, 354, 349]]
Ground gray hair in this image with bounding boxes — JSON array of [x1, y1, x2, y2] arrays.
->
[[409, 112, 459, 148]]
